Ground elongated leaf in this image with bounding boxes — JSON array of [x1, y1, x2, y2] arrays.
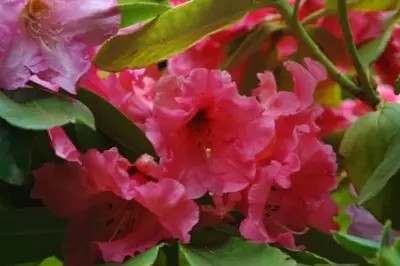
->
[[381, 221, 393, 248], [282, 248, 335, 265], [118, 0, 170, 28], [0, 119, 33, 185], [124, 244, 166, 266], [0, 90, 94, 130], [296, 229, 365, 264], [95, 0, 271, 71], [340, 103, 400, 228], [179, 237, 296, 266], [380, 238, 400, 265], [358, 130, 400, 204], [0, 208, 66, 265], [359, 12, 400, 67], [222, 23, 284, 69], [77, 89, 156, 160], [334, 232, 380, 258]]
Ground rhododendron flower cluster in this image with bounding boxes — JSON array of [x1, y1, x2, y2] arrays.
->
[[2, 0, 400, 265], [33, 58, 339, 263]]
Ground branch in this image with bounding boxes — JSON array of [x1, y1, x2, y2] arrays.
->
[[337, 0, 379, 106], [276, 0, 361, 96]]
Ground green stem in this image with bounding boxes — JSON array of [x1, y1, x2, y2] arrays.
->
[[337, 0, 379, 106], [301, 8, 330, 25], [276, 0, 361, 96]]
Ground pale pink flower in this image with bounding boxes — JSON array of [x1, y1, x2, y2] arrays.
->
[[0, 0, 120, 93]]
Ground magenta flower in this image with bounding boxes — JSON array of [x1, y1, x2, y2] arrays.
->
[[32, 148, 199, 265], [240, 59, 338, 247], [145, 69, 274, 198], [0, 0, 120, 93]]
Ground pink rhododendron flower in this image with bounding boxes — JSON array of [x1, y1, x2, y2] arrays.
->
[[146, 69, 274, 198], [32, 149, 199, 265], [376, 25, 400, 84], [0, 0, 120, 93], [80, 65, 159, 127], [240, 59, 338, 247]]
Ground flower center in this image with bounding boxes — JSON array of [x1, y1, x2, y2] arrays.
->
[[105, 200, 137, 241], [187, 109, 213, 157], [20, 0, 63, 50]]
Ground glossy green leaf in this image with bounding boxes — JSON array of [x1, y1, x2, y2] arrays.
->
[[380, 238, 400, 266], [358, 130, 400, 204], [77, 89, 156, 160], [340, 103, 400, 228], [0, 90, 94, 130], [359, 12, 400, 67], [179, 237, 296, 266], [334, 232, 380, 258], [295, 229, 365, 264], [124, 244, 166, 266], [118, 0, 170, 28], [95, 0, 271, 71], [0, 208, 66, 265], [0, 120, 33, 185]]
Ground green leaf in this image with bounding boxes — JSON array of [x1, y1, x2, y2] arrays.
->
[[340, 103, 400, 228], [0, 120, 33, 185], [0, 90, 94, 130], [0, 208, 66, 265], [359, 12, 400, 67], [77, 89, 156, 160], [380, 238, 400, 266], [334, 232, 380, 258], [39, 256, 63, 266], [118, 0, 170, 28], [381, 221, 393, 248], [94, 0, 270, 71], [332, 178, 356, 232], [395, 78, 400, 95], [358, 130, 400, 204], [282, 248, 335, 265], [222, 23, 285, 70], [295, 228, 365, 264], [124, 244, 166, 266], [179, 237, 296, 266]]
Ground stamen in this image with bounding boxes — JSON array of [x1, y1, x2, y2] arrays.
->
[[20, 0, 63, 50]]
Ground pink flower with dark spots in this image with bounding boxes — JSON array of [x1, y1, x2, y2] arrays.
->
[[0, 0, 120, 93], [146, 69, 274, 198], [32, 148, 199, 265], [240, 59, 338, 247]]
